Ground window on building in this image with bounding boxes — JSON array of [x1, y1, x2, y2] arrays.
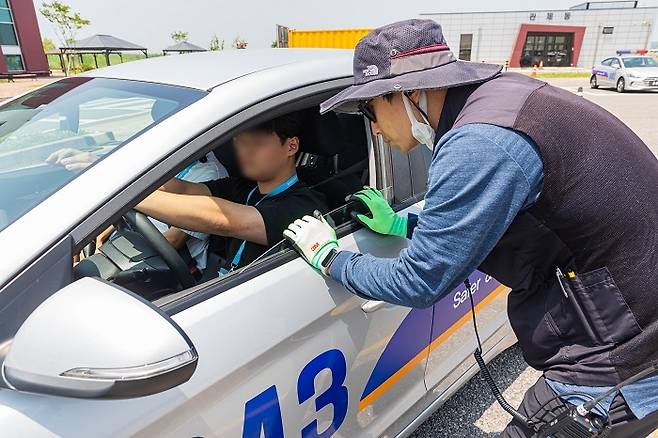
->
[[459, 34, 473, 61], [0, 0, 18, 46], [4, 54, 23, 71], [602, 27, 614, 35]]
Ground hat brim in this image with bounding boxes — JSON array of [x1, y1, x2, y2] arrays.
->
[[320, 60, 503, 114]]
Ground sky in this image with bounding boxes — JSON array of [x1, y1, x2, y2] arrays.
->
[[33, 0, 658, 51]]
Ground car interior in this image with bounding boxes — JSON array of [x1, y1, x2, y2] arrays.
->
[[73, 102, 372, 302]]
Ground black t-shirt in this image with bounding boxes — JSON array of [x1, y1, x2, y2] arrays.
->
[[203, 176, 328, 270]]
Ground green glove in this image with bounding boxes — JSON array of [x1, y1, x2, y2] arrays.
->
[[283, 212, 339, 274], [349, 187, 408, 237]]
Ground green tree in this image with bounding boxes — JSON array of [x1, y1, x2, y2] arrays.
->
[[171, 31, 189, 43], [40, 1, 90, 75], [42, 37, 56, 52], [209, 34, 224, 51]]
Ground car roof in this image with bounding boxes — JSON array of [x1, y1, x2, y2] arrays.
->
[[80, 48, 354, 90]]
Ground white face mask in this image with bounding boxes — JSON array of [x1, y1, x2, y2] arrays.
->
[[402, 91, 436, 151]]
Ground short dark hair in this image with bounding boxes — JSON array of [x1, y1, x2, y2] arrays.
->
[[248, 111, 303, 144]]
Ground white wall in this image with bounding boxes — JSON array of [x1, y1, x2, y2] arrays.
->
[[421, 6, 657, 67]]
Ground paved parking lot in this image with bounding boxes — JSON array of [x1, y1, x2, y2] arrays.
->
[[551, 77, 658, 157], [413, 77, 657, 437]]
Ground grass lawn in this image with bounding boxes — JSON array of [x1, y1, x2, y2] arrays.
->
[[530, 71, 591, 78], [47, 52, 163, 72]]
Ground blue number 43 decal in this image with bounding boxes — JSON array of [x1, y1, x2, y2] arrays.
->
[[243, 349, 348, 438]]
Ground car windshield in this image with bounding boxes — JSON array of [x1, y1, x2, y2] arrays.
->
[[0, 77, 206, 233], [622, 57, 658, 68]]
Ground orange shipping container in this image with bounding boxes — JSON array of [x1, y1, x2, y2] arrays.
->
[[287, 28, 372, 49]]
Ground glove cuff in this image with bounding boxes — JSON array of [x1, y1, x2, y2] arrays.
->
[[310, 240, 339, 271], [389, 215, 408, 238]]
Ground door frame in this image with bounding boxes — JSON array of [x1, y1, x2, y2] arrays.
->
[[63, 76, 388, 316]]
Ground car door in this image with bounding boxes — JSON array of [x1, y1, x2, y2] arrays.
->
[[608, 57, 622, 85], [134, 109, 432, 438], [387, 142, 513, 409], [595, 58, 614, 86]]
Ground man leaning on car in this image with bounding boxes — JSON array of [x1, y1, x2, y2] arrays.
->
[[285, 19, 658, 437]]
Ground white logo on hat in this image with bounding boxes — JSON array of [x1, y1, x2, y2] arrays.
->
[[363, 65, 379, 77]]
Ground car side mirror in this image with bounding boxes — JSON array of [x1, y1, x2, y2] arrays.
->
[[2, 277, 197, 399]]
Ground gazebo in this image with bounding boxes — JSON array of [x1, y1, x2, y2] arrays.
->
[[58, 34, 148, 71], [162, 41, 207, 55]]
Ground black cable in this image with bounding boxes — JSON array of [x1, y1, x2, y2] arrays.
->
[[465, 276, 657, 436], [464, 278, 532, 428]]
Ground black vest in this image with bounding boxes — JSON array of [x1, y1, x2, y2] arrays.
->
[[449, 73, 658, 386]]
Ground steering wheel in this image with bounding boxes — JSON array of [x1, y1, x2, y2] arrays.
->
[[122, 210, 196, 289]]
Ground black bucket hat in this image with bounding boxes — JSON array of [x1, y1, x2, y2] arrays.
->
[[320, 19, 502, 114]]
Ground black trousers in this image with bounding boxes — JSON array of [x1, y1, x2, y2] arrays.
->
[[501, 376, 658, 437]]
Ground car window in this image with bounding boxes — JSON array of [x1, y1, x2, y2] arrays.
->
[[0, 77, 206, 232], [73, 106, 373, 302], [621, 57, 658, 68], [601, 58, 613, 66], [610, 59, 621, 68]]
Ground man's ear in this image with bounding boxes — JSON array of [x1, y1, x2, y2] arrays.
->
[[286, 136, 300, 157]]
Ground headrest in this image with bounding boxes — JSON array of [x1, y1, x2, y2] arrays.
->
[[299, 110, 365, 157]]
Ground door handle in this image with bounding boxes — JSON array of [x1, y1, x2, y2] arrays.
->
[[361, 300, 393, 313]]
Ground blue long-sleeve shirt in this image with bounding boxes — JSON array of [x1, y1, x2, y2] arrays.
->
[[330, 123, 543, 307], [328, 121, 658, 419]]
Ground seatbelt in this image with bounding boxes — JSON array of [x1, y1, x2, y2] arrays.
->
[[218, 174, 299, 275]]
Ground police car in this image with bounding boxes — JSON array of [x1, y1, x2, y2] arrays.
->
[[591, 54, 658, 92], [0, 49, 514, 437]]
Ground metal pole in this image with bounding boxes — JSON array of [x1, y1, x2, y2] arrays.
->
[[643, 21, 652, 50]]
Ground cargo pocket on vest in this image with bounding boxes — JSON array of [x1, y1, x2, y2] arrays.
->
[[570, 267, 641, 345]]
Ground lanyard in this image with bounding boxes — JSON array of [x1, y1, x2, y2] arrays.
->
[[220, 174, 299, 274]]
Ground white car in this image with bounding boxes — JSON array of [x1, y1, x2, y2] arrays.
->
[[591, 55, 658, 92], [0, 49, 514, 437]]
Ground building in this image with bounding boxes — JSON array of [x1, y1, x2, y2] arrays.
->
[[0, 0, 49, 75], [421, 1, 657, 68]]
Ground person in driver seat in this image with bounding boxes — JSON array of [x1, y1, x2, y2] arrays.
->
[[135, 111, 328, 276]]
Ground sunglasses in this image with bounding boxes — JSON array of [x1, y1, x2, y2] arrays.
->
[[358, 100, 376, 123]]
